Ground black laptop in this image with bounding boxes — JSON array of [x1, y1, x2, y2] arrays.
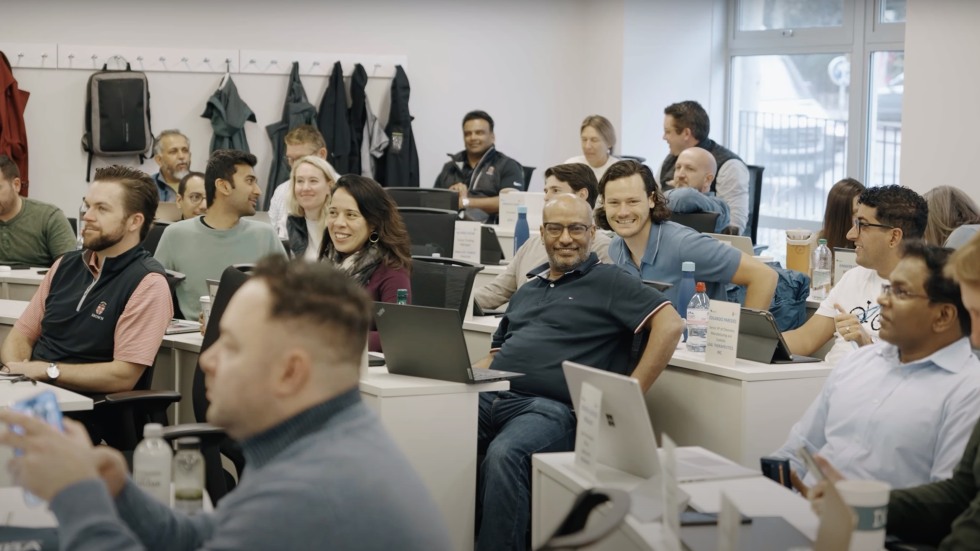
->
[[373, 303, 524, 384]]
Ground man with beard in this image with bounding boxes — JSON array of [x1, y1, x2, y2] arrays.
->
[[662, 147, 732, 233], [154, 149, 285, 320], [0, 154, 76, 266], [151, 129, 192, 202], [1, 166, 172, 441], [472, 194, 684, 550]]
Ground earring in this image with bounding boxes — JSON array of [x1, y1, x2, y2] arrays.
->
[[369, 231, 380, 244]]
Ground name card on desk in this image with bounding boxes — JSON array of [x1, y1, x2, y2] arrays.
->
[[706, 301, 740, 367], [452, 221, 483, 264], [573, 381, 602, 479], [661, 434, 682, 545], [833, 247, 857, 286], [717, 492, 741, 551], [498, 192, 546, 230]]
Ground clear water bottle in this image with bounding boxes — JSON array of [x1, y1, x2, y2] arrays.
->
[[396, 288, 408, 305], [76, 201, 86, 250], [677, 261, 697, 342], [686, 282, 710, 353], [514, 205, 530, 254], [133, 423, 173, 505], [811, 238, 832, 300], [173, 437, 205, 514]]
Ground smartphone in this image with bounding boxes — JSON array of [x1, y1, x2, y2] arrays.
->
[[797, 446, 827, 482], [760, 456, 793, 489], [10, 391, 64, 506]]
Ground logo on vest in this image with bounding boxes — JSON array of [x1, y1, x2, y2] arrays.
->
[[487, 166, 496, 176], [92, 301, 107, 321]]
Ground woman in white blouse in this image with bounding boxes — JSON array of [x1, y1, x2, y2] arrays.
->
[[285, 155, 336, 261]]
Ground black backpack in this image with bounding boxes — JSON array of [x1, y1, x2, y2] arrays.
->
[[81, 62, 153, 181]]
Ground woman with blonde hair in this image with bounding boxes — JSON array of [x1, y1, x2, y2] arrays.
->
[[924, 185, 980, 247], [286, 155, 337, 260], [565, 114, 620, 183]]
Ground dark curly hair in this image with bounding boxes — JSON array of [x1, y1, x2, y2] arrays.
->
[[858, 185, 928, 240], [595, 160, 671, 230], [900, 240, 971, 337]]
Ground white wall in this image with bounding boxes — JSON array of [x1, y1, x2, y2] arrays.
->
[[2, 0, 636, 215], [901, 0, 980, 198]]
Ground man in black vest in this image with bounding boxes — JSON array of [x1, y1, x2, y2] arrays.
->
[[659, 100, 750, 235], [1, 166, 172, 405]]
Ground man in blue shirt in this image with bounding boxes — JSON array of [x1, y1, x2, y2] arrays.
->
[[472, 193, 684, 551], [150, 129, 192, 202], [774, 242, 980, 492], [599, 159, 777, 312]]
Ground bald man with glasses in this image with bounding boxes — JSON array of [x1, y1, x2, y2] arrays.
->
[[784, 185, 929, 366]]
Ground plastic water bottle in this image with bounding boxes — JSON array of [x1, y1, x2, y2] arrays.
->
[[686, 282, 710, 353], [677, 261, 697, 342], [173, 437, 205, 514], [133, 423, 173, 505], [514, 205, 530, 254], [811, 238, 832, 300], [396, 288, 408, 305]]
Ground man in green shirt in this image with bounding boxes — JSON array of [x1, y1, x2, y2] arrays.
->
[[0, 155, 76, 266], [811, 232, 980, 549]]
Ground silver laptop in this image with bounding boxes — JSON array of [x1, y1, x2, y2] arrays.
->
[[373, 303, 523, 384], [706, 233, 754, 255]]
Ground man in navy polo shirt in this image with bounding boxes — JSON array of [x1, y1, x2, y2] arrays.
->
[[473, 194, 684, 550]]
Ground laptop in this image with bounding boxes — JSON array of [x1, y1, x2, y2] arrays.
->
[[706, 233, 755, 256], [737, 308, 822, 364], [373, 303, 524, 384]]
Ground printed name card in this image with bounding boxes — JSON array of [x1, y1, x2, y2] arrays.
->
[[498, 191, 546, 230], [661, 434, 681, 543], [452, 221, 483, 264], [717, 492, 741, 551], [573, 381, 602, 479], [706, 300, 740, 367], [833, 247, 857, 286]]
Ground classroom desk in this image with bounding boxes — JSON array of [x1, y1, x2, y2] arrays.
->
[[646, 346, 831, 468], [462, 315, 500, 362], [359, 366, 508, 551], [531, 452, 817, 550], [0, 268, 45, 301], [473, 263, 506, 292]]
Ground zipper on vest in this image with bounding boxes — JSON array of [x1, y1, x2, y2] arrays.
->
[[76, 273, 101, 312]]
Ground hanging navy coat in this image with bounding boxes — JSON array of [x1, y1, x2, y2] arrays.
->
[[318, 61, 352, 174], [348, 64, 368, 175], [0, 51, 29, 196], [375, 65, 418, 187], [264, 62, 317, 209], [201, 76, 256, 154]]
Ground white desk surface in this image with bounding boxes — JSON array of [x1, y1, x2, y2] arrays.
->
[[163, 331, 205, 353], [0, 298, 28, 323], [669, 346, 832, 382], [0, 380, 93, 412], [360, 366, 508, 397], [0, 268, 47, 284], [463, 315, 502, 334]]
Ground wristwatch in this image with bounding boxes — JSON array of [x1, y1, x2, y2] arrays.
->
[[461, 197, 471, 208], [46, 362, 60, 382]]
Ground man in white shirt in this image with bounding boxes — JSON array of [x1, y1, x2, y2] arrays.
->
[[784, 185, 928, 365], [267, 125, 337, 238], [773, 242, 980, 492]]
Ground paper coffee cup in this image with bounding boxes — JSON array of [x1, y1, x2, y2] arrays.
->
[[836, 479, 890, 551], [200, 296, 212, 330]]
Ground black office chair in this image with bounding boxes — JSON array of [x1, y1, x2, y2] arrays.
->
[[522, 166, 536, 189], [67, 217, 78, 237], [164, 269, 185, 320], [410, 256, 484, 321], [671, 212, 720, 234], [619, 154, 646, 164], [745, 164, 765, 244], [536, 488, 631, 550], [399, 207, 458, 257], [386, 187, 459, 211], [142, 221, 170, 256]]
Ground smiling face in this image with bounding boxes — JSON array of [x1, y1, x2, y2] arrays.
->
[[580, 125, 610, 168], [292, 162, 332, 218], [662, 114, 695, 156], [219, 164, 261, 217], [541, 195, 595, 277], [327, 187, 372, 256], [602, 174, 655, 239], [847, 204, 899, 270], [463, 118, 494, 158]]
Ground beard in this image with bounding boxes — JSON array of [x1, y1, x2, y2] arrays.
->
[[172, 168, 190, 181], [83, 225, 126, 252]]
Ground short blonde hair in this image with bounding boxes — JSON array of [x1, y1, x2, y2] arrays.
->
[[286, 156, 337, 230], [947, 231, 980, 287]]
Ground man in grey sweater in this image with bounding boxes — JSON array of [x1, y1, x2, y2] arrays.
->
[[0, 256, 452, 551]]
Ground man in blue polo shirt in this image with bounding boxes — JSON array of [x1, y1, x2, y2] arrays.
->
[[600, 159, 777, 312], [473, 193, 684, 551]]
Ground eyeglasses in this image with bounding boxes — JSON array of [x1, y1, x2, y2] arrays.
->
[[184, 193, 205, 204], [543, 223, 593, 238], [852, 218, 895, 236], [881, 283, 930, 301]]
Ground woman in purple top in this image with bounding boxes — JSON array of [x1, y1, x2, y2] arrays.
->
[[320, 175, 412, 351]]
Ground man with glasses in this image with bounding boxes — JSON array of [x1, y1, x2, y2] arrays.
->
[[175, 172, 207, 220], [267, 125, 338, 238], [784, 185, 929, 365], [771, 241, 980, 493], [471, 193, 684, 550]]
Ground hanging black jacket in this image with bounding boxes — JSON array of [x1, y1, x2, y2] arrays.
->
[[348, 64, 369, 175], [375, 65, 418, 187], [318, 61, 352, 174], [264, 62, 317, 209]]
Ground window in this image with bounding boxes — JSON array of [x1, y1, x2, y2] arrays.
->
[[727, 0, 904, 262]]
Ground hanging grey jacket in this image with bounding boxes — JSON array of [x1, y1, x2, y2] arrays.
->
[[201, 76, 256, 154]]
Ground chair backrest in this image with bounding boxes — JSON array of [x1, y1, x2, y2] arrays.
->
[[671, 211, 720, 234], [142, 221, 170, 256], [192, 264, 252, 422], [746, 164, 765, 243], [164, 269, 186, 320], [522, 166, 536, 189], [68, 217, 78, 237], [537, 488, 631, 550], [410, 256, 484, 321], [619, 154, 647, 164], [386, 187, 459, 211], [399, 207, 459, 257]]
